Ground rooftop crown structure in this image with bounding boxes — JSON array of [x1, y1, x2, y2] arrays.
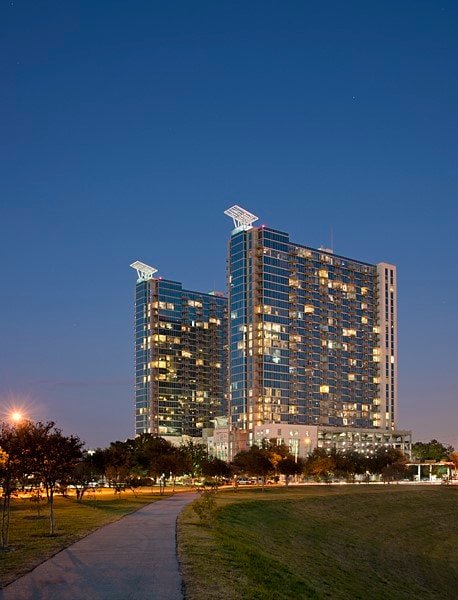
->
[[224, 205, 259, 231], [130, 261, 158, 282]]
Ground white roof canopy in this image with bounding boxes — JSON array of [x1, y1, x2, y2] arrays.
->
[[224, 205, 259, 230], [130, 261, 158, 281]]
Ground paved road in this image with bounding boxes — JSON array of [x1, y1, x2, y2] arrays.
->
[[0, 492, 198, 600]]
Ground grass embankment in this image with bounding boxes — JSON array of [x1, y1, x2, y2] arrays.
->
[[0, 488, 176, 588], [178, 485, 458, 600]]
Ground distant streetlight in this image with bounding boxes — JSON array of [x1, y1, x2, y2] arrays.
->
[[304, 436, 312, 456], [11, 411, 23, 423]]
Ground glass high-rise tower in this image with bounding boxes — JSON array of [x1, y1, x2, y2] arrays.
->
[[131, 262, 228, 438], [225, 207, 397, 448]]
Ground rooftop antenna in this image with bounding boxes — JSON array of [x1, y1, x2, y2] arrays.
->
[[224, 205, 259, 231], [130, 261, 158, 282]]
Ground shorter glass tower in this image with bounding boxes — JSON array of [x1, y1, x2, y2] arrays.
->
[[131, 262, 227, 438]]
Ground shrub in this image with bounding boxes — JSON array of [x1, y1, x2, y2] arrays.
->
[[192, 490, 217, 527]]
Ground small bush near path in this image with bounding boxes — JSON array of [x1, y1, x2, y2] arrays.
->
[[192, 489, 217, 527], [178, 485, 458, 600], [0, 488, 178, 588]]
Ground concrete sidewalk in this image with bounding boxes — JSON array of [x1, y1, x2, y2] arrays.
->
[[0, 492, 198, 600]]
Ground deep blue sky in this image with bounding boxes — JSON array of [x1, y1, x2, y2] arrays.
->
[[1, 1, 457, 449]]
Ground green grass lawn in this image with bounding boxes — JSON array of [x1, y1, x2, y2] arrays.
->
[[178, 485, 458, 600], [0, 488, 174, 588]]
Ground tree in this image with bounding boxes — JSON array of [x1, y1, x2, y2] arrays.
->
[[381, 461, 407, 483], [98, 441, 135, 492], [368, 447, 406, 476], [201, 457, 232, 486], [278, 456, 304, 485], [449, 452, 458, 477], [0, 440, 14, 548], [332, 450, 366, 482], [66, 452, 102, 502], [0, 421, 33, 548], [21, 422, 83, 535], [232, 445, 275, 489], [303, 448, 335, 482], [411, 439, 454, 461], [133, 434, 175, 492], [166, 446, 192, 491], [180, 440, 209, 483]]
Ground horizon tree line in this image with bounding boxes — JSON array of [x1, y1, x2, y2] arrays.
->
[[1, 418, 457, 550]]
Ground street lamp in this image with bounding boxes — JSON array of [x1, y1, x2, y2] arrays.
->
[[304, 435, 312, 456], [11, 412, 23, 423]]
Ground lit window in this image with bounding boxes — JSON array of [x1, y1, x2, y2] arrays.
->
[[343, 328, 357, 337], [320, 385, 329, 393]]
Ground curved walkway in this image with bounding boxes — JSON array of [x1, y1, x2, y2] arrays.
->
[[0, 492, 198, 600]]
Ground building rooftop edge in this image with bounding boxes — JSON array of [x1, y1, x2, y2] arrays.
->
[[135, 276, 227, 299], [232, 225, 393, 269]]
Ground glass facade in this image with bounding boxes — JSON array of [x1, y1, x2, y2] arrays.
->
[[134, 278, 227, 437], [228, 226, 397, 441]]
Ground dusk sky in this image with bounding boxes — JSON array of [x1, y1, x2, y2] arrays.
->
[[1, 1, 457, 450]]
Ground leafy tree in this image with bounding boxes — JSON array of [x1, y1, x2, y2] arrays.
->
[[449, 452, 458, 477], [232, 445, 275, 489], [0, 421, 34, 547], [165, 446, 192, 491], [368, 447, 406, 476], [0, 439, 14, 548], [0, 448, 7, 469], [20, 422, 83, 535], [278, 456, 304, 485], [411, 439, 454, 461], [303, 448, 335, 482], [98, 441, 135, 492], [180, 440, 209, 482], [201, 457, 232, 485], [332, 449, 366, 481], [0, 429, 14, 548], [381, 461, 407, 483], [66, 452, 102, 502], [134, 435, 175, 492]]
